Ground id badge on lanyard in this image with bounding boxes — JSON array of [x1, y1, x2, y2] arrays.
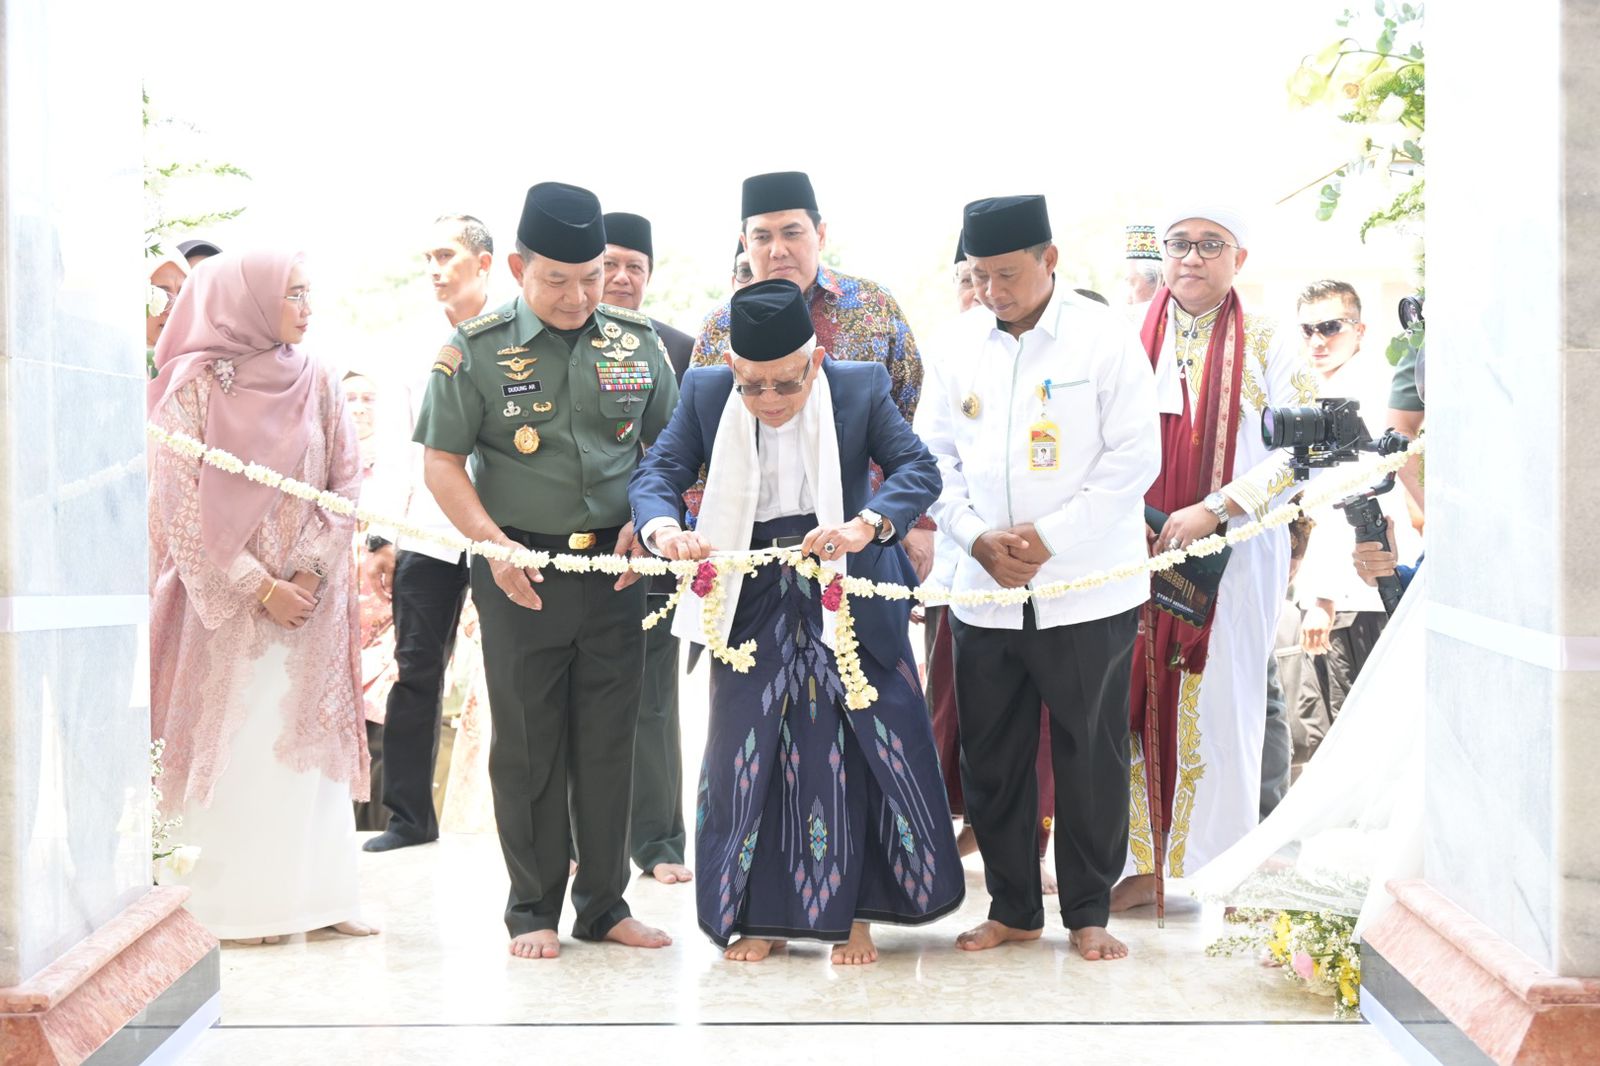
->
[[1028, 379, 1059, 472]]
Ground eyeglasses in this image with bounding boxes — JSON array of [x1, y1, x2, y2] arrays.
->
[[1163, 238, 1235, 260], [147, 284, 179, 317], [732, 357, 812, 396], [733, 266, 754, 284], [284, 291, 311, 306], [1299, 318, 1357, 339]]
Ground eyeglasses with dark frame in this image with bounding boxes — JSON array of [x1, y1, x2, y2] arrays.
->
[[1299, 318, 1358, 340], [731, 356, 813, 397], [1162, 238, 1236, 260]]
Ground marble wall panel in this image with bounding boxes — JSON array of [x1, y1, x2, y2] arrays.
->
[[1554, 669, 1600, 975], [1564, 0, 1600, 354], [1428, 0, 1563, 634], [0, 0, 148, 989], [1425, 633, 1556, 970]]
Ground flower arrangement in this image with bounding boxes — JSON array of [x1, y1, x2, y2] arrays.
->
[[1207, 908, 1362, 1018], [147, 422, 1422, 712]]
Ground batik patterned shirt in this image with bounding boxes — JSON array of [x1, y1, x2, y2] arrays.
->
[[690, 265, 922, 423]]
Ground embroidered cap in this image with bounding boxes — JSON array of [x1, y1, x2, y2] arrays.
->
[[602, 211, 653, 265], [729, 279, 815, 362], [741, 171, 819, 219], [961, 194, 1052, 257], [518, 182, 606, 264], [1125, 225, 1161, 261]]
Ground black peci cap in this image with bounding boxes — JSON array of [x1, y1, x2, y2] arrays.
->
[[740, 171, 818, 219], [729, 279, 814, 361], [954, 236, 966, 264], [517, 182, 606, 264], [177, 238, 223, 259], [602, 212, 652, 262], [961, 194, 1052, 257]]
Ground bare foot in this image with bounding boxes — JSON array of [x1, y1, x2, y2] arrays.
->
[[329, 921, 378, 937], [603, 917, 672, 949], [650, 863, 694, 885], [724, 936, 785, 962], [831, 922, 878, 965], [956, 825, 979, 858], [1110, 873, 1158, 912], [1040, 859, 1058, 896], [1070, 926, 1129, 961], [509, 930, 560, 960], [955, 919, 1043, 952]]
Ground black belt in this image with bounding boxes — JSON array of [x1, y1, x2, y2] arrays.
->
[[503, 525, 622, 554], [750, 533, 807, 550]]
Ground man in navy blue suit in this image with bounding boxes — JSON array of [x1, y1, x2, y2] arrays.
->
[[630, 279, 964, 965]]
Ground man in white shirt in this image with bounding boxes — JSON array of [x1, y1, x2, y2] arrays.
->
[[916, 195, 1161, 961], [1292, 280, 1419, 759], [362, 214, 496, 853]]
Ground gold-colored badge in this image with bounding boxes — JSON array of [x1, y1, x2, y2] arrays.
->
[[601, 322, 623, 340], [497, 355, 537, 374], [961, 393, 981, 419], [604, 344, 629, 362], [513, 425, 540, 454], [502, 368, 536, 382], [620, 333, 640, 351], [497, 345, 530, 357], [532, 401, 553, 413], [590, 337, 608, 348]]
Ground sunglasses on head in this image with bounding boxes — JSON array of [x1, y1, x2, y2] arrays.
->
[[1299, 318, 1357, 339]]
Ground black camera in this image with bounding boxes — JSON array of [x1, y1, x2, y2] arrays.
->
[[1260, 398, 1413, 613], [1260, 398, 1409, 480]]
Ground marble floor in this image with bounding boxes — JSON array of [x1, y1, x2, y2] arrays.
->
[[181, 654, 1408, 1065]]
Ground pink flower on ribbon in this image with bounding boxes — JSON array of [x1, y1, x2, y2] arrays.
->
[[1292, 952, 1316, 980], [821, 574, 843, 612], [691, 561, 717, 598]]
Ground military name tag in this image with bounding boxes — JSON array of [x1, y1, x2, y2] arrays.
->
[[501, 381, 544, 397], [596, 362, 653, 392], [1029, 419, 1060, 471]]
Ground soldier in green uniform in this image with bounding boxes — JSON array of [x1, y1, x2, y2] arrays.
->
[[413, 181, 679, 959]]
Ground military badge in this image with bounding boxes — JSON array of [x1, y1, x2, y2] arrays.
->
[[615, 419, 636, 442], [514, 425, 541, 454], [502, 368, 536, 382], [596, 362, 654, 391], [497, 354, 537, 374], [601, 322, 623, 340], [591, 337, 608, 348], [620, 333, 640, 351], [503, 401, 522, 417], [532, 401, 554, 413], [433, 345, 464, 376], [961, 393, 981, 419]]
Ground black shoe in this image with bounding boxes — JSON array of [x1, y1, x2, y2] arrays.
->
[[362, 830, 435, 853]]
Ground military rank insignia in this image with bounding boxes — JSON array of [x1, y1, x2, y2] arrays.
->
[[596, 362, 654, 391], [433, 345, 463, 376]]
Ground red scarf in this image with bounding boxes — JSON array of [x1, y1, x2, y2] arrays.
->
[[1128, 286, 1247, 909]]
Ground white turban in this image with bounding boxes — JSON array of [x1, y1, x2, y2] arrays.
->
[[1159, 201, 1252, 250]]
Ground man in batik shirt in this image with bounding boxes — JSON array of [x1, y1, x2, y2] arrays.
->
[[690, 170, 933, 578]]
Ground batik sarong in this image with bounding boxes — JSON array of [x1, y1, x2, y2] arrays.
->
[[696, 515, 965, 945]]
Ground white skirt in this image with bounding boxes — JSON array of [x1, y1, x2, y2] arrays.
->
[[174, 642, 363, 939]]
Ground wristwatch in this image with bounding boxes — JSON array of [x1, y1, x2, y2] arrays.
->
[[365, 534, 392, 553], [1202, 491, 1231, 525], [857, 508, 892, 542]]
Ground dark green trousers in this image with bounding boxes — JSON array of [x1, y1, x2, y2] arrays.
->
[[630, 595, 686, 872], [471, 557, 646, 940]]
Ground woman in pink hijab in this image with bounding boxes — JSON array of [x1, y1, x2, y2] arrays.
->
[[147, 250, 375, 943]]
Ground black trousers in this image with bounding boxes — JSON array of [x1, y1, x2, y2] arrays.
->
[[378, 550, 470, 842], [950, 605, 1139, 932], [630, 595, 685, 871], [471, 554, 646, 940]]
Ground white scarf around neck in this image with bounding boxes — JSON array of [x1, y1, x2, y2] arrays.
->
[[672, 364, 846, 651]]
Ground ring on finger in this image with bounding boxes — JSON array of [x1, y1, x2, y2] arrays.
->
[[823, 540, 837, 556]]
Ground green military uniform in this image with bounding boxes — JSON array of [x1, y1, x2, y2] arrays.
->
[[413, 295, 679, 941]]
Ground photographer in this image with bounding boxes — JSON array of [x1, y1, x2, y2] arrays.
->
[[1291, 281, 1421, 761]]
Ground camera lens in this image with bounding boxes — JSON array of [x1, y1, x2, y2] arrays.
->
[[1261, 405, 1327, 448]]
